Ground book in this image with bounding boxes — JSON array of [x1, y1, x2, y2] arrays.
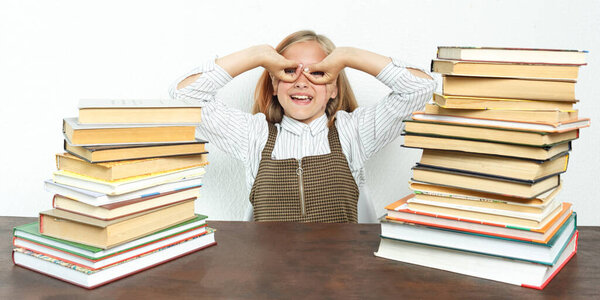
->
[[412, 165, 560, 199], [424, 103, 578, 123], [385, 195, 573, 243], [443, 76, 576, 101], [13, 230, 216, 289], [39, 199, 196, 249], [64, 139, 208, 163], [409, 181, 562, 214], [44, 177, 203, 206], [56, 152, 209, 181], [418, 149, 569, 181], [13, 215, 207, 259], [403, 134, 571, 160], [380, 212, 576, 265], [431, 59, 581, 80], [407, 194, 562, 222], [13, 225, 206, 271], [78, 99, 203, 124], [52, 186, 201, 221], [52, 166, 206, 196], [407, 199, 564, 230], [374, 230, 578, 289], [403, 120, 579, 146], [411, 111, 590, 133], [63, 117, 197, 146], [433, 94, 575, 111], [436, 46, 587, 65]]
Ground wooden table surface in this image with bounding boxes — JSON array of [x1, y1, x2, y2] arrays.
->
[[1, 217, 599, 299]]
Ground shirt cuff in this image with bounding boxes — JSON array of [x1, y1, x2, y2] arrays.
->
[[376, 57, 436, 93]]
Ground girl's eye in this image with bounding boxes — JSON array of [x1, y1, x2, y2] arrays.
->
[[284, 68, 296, 74], [311, 71, 325, 77]]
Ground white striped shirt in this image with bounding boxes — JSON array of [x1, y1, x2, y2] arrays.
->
[[169, 58, 436, 193]]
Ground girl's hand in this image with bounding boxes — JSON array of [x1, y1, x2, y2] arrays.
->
[[302, 47, 349, 85], [258, 45, 302, 83]]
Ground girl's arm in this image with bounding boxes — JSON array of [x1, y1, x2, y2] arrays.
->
[[170, 46, 299, 164], [303, 47, 432, 83], [177, 45, 300, 90], [304, 47, 436, 170]]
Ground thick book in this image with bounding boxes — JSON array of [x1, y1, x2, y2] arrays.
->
[[13, 215, 207, 259], [411, 111, 590, 133], [39, 199, 196, 249], [374, 230, 578, 289], [13, 230, 216, 289], [410, 181, 562, 214], [44, 177, 203, 206], [431, 59, 581, 80], [432, 93, 575, 111], [52, 166, 206, 196], [56, 152, 208, 181], [78, 99, 203, 124], [380, 212, 576, 265], [403, 119, 579, 147], [15, 225, 208, 271], [424, 103, 578, 123], [407, 194, 562, 222], [64, 139, 208, 163], [418, 149, 569, 181], [63, 117, 197, 146], [52, 186, 201, 221], [436, 46, 587, 65], [403, 133, 572, 160], [385, 195, 573, 243], [411, 165, 560, 199], [443, 75, 576, 101]]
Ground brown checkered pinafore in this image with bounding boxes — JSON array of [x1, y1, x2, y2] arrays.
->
[[249, 123, 359, 223]]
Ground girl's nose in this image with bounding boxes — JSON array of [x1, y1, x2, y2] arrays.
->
[[295, 74, 309, 88]]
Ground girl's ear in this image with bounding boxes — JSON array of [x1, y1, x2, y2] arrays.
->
[[329, 83, 338, 99]]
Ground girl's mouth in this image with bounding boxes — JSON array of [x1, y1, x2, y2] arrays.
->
[[290, 95, 313, 105]]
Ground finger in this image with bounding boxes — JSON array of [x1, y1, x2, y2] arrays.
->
[[277, 63, 303, 82], [303, 65, 334, 84]]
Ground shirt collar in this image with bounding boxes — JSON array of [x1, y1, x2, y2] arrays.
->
[[280, 114, 328, 137]]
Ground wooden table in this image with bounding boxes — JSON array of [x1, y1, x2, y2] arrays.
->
[[1, 217, 599, 299]]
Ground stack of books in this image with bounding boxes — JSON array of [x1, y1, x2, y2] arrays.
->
[[12, 99, 217, 289], [375, 47, 590, 289]]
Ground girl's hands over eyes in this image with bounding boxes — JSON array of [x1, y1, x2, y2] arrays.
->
[[259, 45, 302, 83], [302, 47, 349, 85]]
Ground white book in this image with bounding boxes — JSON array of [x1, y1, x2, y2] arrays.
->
[[13, 232, 216, 289], [44, 177, 203, 206], [52, 167, 205, 196], [374, 230, 578, 289], [78, 99, 203, 109], [380, 213, 575, 265]]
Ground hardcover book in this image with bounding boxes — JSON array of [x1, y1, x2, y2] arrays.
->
[[78, 99, 203, 124], [436, 46, 587, 65]]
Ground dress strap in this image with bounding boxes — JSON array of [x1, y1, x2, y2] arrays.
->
[[261, 123, 278, 158]]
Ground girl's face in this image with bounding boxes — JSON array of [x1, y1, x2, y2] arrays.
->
[[275, 41, 337, 125]]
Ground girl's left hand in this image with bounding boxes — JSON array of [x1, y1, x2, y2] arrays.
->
[[302, 47, 349, 85]]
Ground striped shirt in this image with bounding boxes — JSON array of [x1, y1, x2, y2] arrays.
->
[[169, 58, 436, 193]]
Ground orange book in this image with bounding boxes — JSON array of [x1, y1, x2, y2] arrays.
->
[[385, 194, 573, 244]]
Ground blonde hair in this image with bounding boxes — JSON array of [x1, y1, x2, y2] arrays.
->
[[252, 30, 358, 127]]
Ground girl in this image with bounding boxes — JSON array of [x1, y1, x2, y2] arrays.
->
[[171, 30, 436, 223]]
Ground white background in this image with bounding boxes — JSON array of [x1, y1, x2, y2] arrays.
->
[[1, 0, 598, 225]]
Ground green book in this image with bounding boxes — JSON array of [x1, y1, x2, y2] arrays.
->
[[13, 214, 207, 260]]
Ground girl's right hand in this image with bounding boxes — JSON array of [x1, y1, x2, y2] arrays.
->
[[258, 45, 302, 83]]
